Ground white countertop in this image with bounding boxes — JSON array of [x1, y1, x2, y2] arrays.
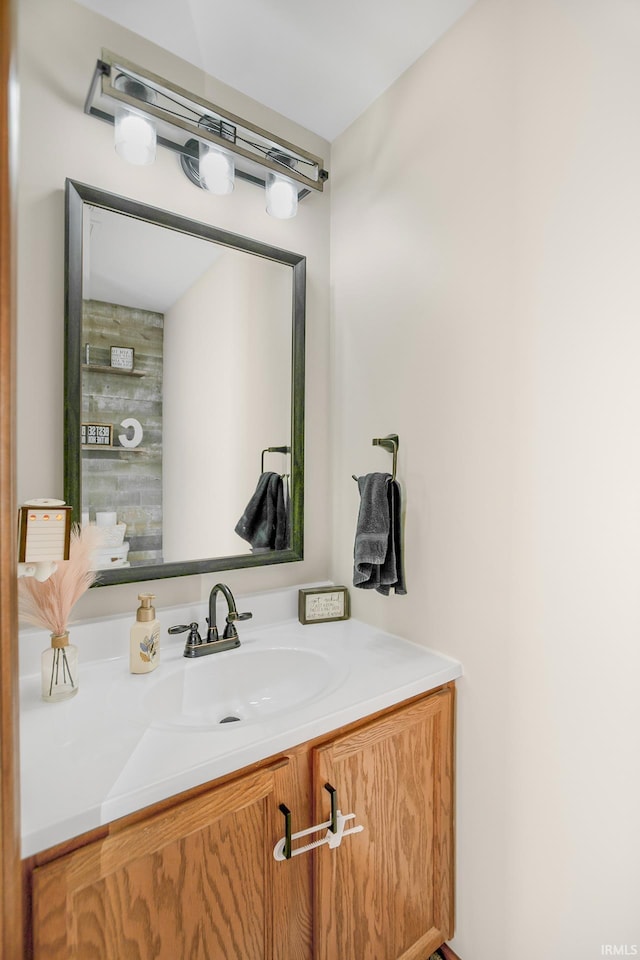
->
[[20, 590, 462, 858]]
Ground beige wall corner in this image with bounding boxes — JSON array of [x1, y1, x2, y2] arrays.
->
[[330, 0, 640, 956]]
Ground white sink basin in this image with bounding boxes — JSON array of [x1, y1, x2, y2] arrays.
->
[[141, 646, 336, 731]]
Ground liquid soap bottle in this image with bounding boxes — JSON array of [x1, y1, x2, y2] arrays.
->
[[130, 593, 160, 674]]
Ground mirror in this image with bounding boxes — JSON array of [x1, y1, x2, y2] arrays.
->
[[64, 179, 305, 586]]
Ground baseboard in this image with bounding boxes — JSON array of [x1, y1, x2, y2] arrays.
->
[[440, 945, 463, 960]]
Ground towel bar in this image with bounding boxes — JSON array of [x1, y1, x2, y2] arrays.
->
[[352, 434, 399, 481], [261, 445, 290, 473]]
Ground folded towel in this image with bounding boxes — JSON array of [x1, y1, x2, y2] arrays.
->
[[353, 473, 391, 589], [281, 474, 291, 550], [273, 474, 288, 550], [235, 472, 289, 551], [377, 479, 407, 596], [353, 472, 407, 595]]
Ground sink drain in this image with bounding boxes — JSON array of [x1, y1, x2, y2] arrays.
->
[[219, 715, 241, 724]]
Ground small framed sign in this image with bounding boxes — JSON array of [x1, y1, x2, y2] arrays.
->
[[298, 586, 350, 625], [18, 502, 72, 563], [110, 345, 135, 370], [81, 422, 113, 446]]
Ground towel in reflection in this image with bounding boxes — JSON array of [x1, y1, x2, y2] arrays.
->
[[235, 471, 288, 551], [353, 472, 407, 595]]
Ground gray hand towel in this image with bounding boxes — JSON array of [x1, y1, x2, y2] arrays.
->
[[353, 472, 392, 589], [273, 474, 288, 550], [376, 479, 407, 596], [235, 472, 288, 550], [353, 472, 407, 595]]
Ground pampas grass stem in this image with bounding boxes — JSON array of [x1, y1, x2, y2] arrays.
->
[[18, 524, 103, 635]]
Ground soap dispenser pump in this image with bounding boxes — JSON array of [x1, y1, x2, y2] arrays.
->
[[130, 593, 160, 674]]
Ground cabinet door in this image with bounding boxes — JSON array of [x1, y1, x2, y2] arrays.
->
[[32, 764, 284, 960], [312, 687, 454, 960]]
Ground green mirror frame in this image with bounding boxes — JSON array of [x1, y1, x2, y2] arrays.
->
[[64, 179, 305, 586]]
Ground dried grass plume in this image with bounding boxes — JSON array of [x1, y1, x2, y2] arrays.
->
[[18, 524, 104, 636]]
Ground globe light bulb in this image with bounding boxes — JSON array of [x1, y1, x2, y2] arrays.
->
[[265, 173, 298, 219], [113, 74, 157, 167], [199, 144, 235, 195], [114, 108, 156, 165]]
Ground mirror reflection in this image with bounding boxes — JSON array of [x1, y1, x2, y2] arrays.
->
[[65, 180, 305, 586]]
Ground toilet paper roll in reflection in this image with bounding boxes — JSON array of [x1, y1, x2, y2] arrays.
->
[[118, 417, 143, 449]]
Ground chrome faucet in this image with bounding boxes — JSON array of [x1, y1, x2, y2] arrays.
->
[[168, 583, 252, 658]]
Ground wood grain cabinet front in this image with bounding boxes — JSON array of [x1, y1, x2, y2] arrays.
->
[[312, 686, 454, 960], [31, 764, 288, 960], [28, 684, 454, 960]]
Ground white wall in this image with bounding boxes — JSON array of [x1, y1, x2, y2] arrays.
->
[[330, 0, 640, 956], [16, 0, 331, 618], [509, 0, 640, 953]]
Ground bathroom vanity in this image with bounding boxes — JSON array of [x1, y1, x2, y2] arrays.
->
[[20, 594, 461, 960]]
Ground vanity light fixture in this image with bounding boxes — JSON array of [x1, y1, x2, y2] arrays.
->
[[85, 49, 329, 218]]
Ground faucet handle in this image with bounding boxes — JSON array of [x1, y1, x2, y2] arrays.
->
[[169, 622, 202, 645], [222, 610, 252, 642], [226, 610, 252, 623]]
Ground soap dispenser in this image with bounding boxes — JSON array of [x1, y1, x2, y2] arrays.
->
[[130, 593, 160, 674]]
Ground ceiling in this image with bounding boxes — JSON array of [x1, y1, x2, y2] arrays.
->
[[75, 0, 477, 141]]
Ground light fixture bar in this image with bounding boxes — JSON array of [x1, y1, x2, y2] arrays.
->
[[85, 49, 328, 200]]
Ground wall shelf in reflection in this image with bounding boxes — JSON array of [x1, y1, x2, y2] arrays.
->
[[81, 445, 145, 452], [82, 363, 145, 378]]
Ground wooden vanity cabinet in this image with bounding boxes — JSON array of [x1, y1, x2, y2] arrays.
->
[[30, 761, 304, 960], [27, 683, 454, 960], [312, 686, 454, 960]]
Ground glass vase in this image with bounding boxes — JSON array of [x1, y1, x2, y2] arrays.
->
[[41, 632, 79, 702]]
